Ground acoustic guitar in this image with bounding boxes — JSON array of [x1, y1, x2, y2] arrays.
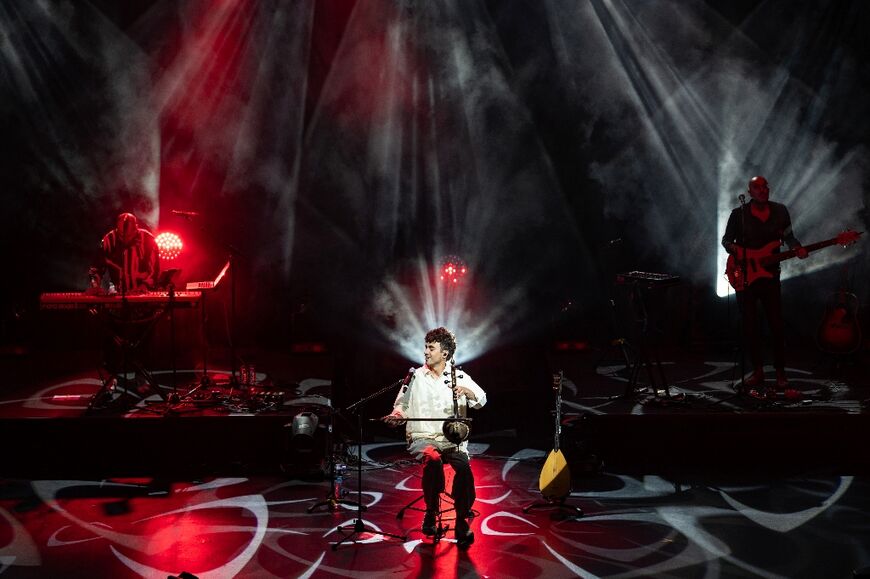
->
[[726, 229, 861, 291], [817, 269, 862, 355], [538, 371, 571, 501]]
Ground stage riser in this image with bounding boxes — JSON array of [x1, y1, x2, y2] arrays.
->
[[3, 416, 326, 478], [6, 412, 869, 479], [577, 413, 870, 476]]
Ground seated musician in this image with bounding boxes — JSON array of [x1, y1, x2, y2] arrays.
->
[[88, 212, 160, 295], [384, 327, 487, 548]]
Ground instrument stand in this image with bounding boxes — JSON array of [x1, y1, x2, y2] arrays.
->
[[524, 371, 583, 518], [595, 236, 634, 381], [595, 298, 635, 385], [733, 195, 750, 395], [618, 281, 674, 401], [308, 410, 364, 514], [176, 211, 244, 389], [168, 283, 179, 403], [331, 381, 406, 550], [307, 454, 363, 514], [710, 199, 754, 409], [523, 496, 584, 517], [170, 288, 220, 411], [228, 251, 239, 389], [87, 295, 169, 412], [717, 195, 756, 404]]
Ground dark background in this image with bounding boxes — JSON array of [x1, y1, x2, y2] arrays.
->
[[1, 0, 868, 407]]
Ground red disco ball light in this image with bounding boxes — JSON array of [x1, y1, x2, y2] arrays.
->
[[439, 255, 468, 285], [155, 232, 183, 261]]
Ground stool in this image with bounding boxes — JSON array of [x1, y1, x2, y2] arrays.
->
[[397, 492, 456, 542]]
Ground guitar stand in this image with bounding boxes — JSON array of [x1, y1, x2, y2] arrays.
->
[[522, 496, 583, 518], [527, 371, 584, 519]]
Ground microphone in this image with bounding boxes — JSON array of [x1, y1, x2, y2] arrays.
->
[[738, 194, 746, 204], [400, 367, 415, 392], [170, 209, 199, 218]]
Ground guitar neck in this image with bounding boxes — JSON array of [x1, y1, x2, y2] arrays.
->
[[766, 237, 840, 265], [553, 371, 563, 452]]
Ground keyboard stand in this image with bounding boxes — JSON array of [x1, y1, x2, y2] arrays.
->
[[620, 280, 673, 401], [87, 293, 181, 412]]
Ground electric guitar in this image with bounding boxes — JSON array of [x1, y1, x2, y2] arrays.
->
[[817, 268, 862, 354], [726, 229, 861, 291], [538, 371, 571, 501]]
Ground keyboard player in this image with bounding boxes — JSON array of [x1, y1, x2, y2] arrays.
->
[[87, 212, 160, 295], [87, 213, 161, 407]]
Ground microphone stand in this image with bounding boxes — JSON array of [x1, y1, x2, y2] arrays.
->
[[738, 194, 749, 393], [119, 266, 129, 396], [711, 195, 751, 409], [168, 281, 178, 402], [173, 212, 244, 389], [331, 378, 407, 550], [307, 406, 364, 513]]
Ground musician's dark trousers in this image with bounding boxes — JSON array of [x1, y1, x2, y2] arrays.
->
[[738, 277, 785, 372], [422, 447, 475, 519]]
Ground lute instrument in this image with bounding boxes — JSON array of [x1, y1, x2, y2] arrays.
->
[[442, 363, 470, 444], [538, 371, 571, 501]]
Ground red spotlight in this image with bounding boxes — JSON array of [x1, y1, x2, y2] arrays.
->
[[155, 232, 183, 261], [439, 255, 468, 284]]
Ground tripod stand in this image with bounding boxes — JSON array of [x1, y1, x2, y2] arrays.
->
[[308, 409, 364, 513], [331, 380, 406, 550]]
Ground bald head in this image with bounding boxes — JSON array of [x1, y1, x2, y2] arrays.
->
[[748, 176, 770, 203]]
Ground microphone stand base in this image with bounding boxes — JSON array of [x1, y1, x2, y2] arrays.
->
[[331, 519, 406, 550]]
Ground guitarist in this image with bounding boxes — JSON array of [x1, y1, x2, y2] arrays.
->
[[722, 176, 808, 394]]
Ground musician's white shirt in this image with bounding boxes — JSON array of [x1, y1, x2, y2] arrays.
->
[[392, 362, 487, 453]]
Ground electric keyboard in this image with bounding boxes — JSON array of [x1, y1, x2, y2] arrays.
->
[[614, 271, 680, 288], [40, 291, 201, 310]]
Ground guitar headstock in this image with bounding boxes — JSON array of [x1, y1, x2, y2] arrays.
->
[[836, 229, 862, 247]]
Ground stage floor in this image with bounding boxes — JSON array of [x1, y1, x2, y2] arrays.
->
[[1, 346, 869, 576], [3, 344, 868, 420], [1, 438, 870, 578]]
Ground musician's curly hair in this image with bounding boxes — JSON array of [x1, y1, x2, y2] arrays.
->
[[425, 327, 456, 360]]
